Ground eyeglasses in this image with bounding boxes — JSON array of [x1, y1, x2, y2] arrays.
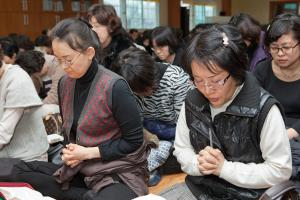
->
[[151, 46, 166, 52], [194, 74, 231, 90], [56, 52, 82, 67], [269, 42, 300, 54]]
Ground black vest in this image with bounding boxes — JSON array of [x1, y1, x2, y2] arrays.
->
[[185, 73, 283, 200]]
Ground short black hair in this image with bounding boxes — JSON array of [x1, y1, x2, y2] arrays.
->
[[15, 35, 35, 51], [0, 43, 3, 68], [15, 50, 45, 75], [112, 48, 160, 94], [183, 24, 247, 84], [229, 13, 261, 44], [129, 29, 138, 34], [0, 39, 19, 58], [151, 26, 179, 54], [49, 18, 101, 61], [265, 13, 300, 47], [35, 35, 51, 47]]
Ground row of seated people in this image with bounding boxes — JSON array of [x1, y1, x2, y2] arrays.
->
[[0, 5, 300, 200]]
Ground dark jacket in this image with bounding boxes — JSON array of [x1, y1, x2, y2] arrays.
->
[[101, 31, 133, 71], [249, 31, 270, 72], [185, 73, 282, 200]]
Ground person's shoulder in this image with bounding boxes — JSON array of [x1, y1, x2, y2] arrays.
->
[[253, 59, 272, 80], [98, 64, 124, 81], [165, 63, 187, 75], [166, 64, 191, 84], [184, 88, 206, 108], [5, 64, 31, 80], [114, 33, 133, 51], [255, 59, 272, 72]]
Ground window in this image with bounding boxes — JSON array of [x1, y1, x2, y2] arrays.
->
[[190, 4, 217, 29], [103, 0, 159, 29], [181, 1, 217, 30]]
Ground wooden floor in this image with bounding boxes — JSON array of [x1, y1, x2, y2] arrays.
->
[[148, 173, 186, 194]]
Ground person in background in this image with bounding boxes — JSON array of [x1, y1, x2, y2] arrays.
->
[[15, 34, 35, 52], [8, 18, 149, 200], [174, 24, 291, 199], [42, 57, 65, 105], [136, 30, 153, 55], [0, 43, 49, 162], [0, 38, 18, 64], [88, 4, 134, 70], [34, 34, 66, 105], [129, 29, 140, 42], [229, 13, 270, 71], [35, 34, 52, 55], [15, 50, 48, 99], [253, 13, 300, 185], [187, 23, 214, 42], [34, 34, 53, 94], [112, 48, 193, 186], [151, 26, 184, 67]]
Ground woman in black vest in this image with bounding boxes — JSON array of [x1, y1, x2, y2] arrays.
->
[[173, 24, 292, 200], [8, 18, 148, 200]]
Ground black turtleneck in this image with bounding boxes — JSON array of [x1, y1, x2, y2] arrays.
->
[[72, 60, 98, 136], [66, 59, 143, 161]]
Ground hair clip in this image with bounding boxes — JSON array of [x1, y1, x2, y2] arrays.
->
[[221, 32, 229, 46]]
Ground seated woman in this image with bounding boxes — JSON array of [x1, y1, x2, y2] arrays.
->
[[173, 24, 292, 199], [253, 13, 300, 184], [9, 18, 148, 200], [112, 48, 193, 186], [151, 26, 184, 67], [88, 4, 134, 70], [0, 44, 49, 162]]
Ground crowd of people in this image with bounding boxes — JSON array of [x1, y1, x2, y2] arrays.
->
[[0, 2, 299, 200]]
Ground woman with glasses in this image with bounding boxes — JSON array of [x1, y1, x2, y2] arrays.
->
[[254, 13, 300, 185], [172, 24, 291, 200], [9, 18, 149, 200], [254, 13, 300, 140], [87, 4, 134, 71]]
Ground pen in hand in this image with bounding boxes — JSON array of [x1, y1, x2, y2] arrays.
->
[[209, 128, 213, 148]]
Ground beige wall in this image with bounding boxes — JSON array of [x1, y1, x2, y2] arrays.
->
[[231, 0, 269, 24], [231, 0, 288, 25], [159, 0, 168, 26]]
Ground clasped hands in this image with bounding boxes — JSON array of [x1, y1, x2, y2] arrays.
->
[[197, 146, 225, 176], [61, 143, 86, 168]]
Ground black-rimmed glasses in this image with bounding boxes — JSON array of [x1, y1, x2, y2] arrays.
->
[[269, 42, 300, 55]]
